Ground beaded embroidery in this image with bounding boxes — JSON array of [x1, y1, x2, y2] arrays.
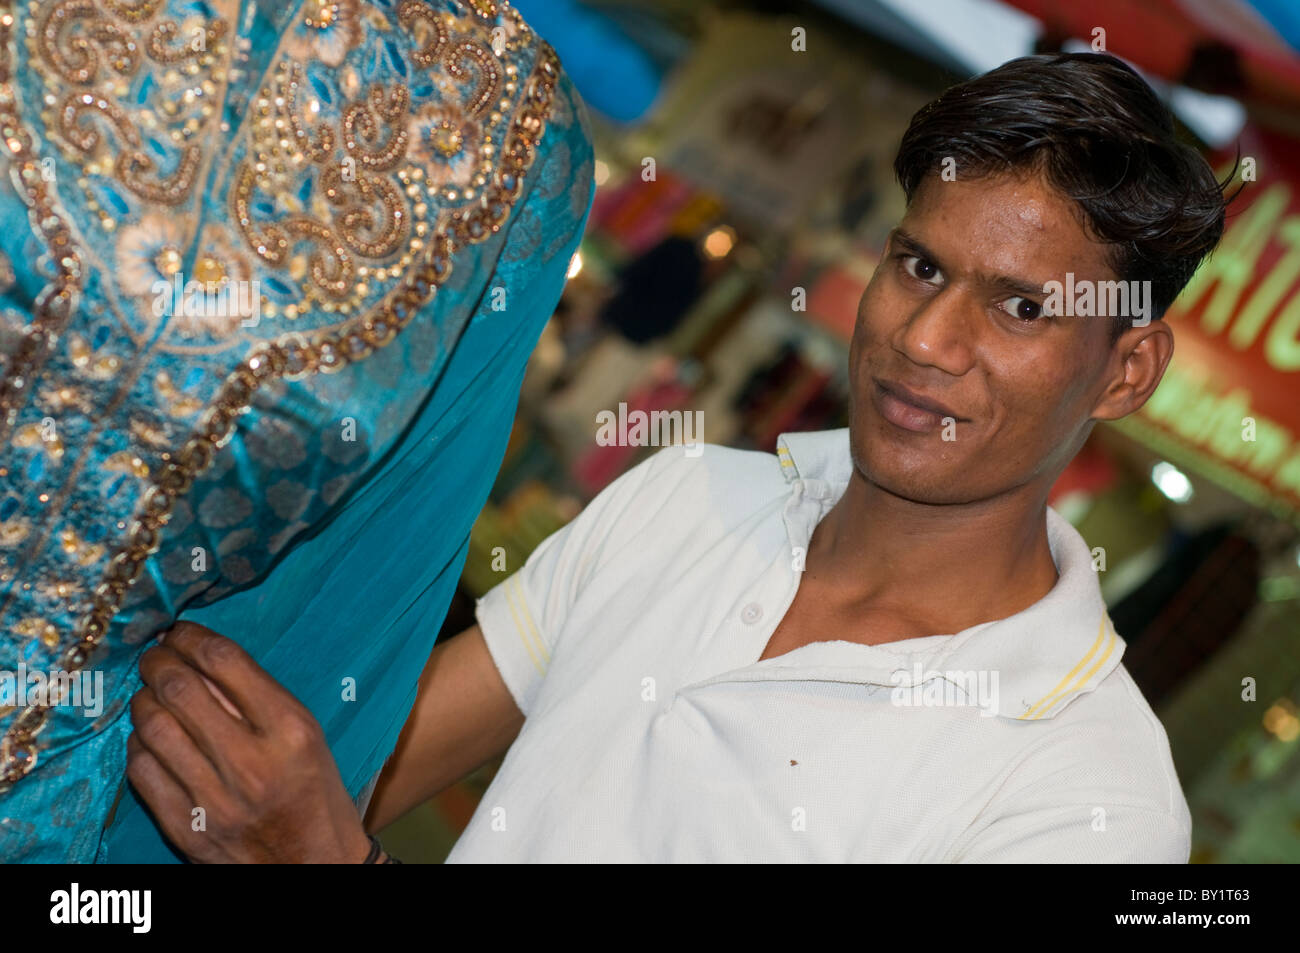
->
[[0, 0, 560, 789]]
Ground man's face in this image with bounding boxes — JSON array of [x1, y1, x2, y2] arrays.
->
[[848, 169, 1124, 505]]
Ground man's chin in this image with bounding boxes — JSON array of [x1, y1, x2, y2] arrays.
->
[[846, 417, 991, 504], [850, 453, 983, 507], [868, 476, 971, 506]]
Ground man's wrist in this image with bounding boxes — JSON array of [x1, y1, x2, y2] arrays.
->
[[358, 832, 384, 864]]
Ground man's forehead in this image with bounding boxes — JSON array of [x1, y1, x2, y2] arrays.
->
[[1014, 200, 1047, 230], [901, 172, 1114, 279]]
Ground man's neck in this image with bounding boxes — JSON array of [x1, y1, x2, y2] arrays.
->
[[805, 472, 1060, 637]]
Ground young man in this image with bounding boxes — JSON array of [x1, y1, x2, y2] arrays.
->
[[125, 52, 1227, 863]]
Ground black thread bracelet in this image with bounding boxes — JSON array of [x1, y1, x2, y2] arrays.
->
[[362, 833, 403, 864]]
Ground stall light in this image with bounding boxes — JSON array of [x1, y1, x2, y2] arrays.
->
[[566, 250, 583, 280], [1262, 699, 1299, 742], [702, 225, 736, 260], [1260, 576, 1300, 602], [1151, 461, 1194, 503]]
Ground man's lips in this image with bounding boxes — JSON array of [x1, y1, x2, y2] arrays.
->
[[871, 378, 968, 433]]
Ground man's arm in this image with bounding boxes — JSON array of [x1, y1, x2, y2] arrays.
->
[[364, 624, 524, 833]]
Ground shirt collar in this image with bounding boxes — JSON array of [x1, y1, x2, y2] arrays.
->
[[774, 428, 1124, 721]]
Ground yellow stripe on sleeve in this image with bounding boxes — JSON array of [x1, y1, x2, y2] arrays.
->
[[502, 575, 548, 677]]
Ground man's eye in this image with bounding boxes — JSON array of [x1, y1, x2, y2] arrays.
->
[[900, 255, 941, 283], [999, 296, 1044, 321]]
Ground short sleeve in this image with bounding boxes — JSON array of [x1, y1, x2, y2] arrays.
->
[[475, 449, 670, 715], [939, 688, 1192, 864], [948, 802, 1190, 863]]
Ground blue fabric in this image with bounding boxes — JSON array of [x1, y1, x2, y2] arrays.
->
[[1244, 0, 1300, 53], [512, 0, 662, 123], [0, 0, 595, 862]]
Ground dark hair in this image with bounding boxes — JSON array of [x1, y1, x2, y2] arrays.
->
[[894, 52, 1231, 337]]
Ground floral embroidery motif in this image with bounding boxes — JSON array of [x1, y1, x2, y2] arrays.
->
[[115, 213, 186, 296], [407, 103, 482, 186], [287, 0, 366, 67], [111, 213, 256, 340]]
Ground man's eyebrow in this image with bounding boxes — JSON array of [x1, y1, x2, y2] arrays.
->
[[984, 272, 1049, 300], [891, 228, 1048, 299], [891, 229, 942, 267]]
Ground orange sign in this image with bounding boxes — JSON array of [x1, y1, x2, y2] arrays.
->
[[1121, 126, 1300, 520]]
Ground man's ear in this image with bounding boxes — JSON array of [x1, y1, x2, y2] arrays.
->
[[1090, 319, 1174, 422]]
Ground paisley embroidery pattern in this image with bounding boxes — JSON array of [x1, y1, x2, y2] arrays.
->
[[34, 0, 233, 215], [228, 0, 515, 322], [0, 0, 564, 795]]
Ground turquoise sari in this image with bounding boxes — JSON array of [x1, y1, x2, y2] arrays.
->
[[0, 0, 594, 862]]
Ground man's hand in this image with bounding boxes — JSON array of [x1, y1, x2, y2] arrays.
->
[[127, 621, 374, 864]]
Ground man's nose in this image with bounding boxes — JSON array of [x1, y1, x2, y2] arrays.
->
[[892, 286, 977, 377]]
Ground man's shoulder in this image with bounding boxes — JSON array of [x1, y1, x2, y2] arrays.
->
[[572, 441, 796, 563], [613, 440, 794, 510], [1027, 662, 1190, 825], [1065, 661, 1177, 755]]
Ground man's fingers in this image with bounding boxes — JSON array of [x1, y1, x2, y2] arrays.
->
[[125, 731, 219, 863], [129, 686, 228, 800], [159, 622, 295, 730], [197, 672, 244, 721], [138, 644, 252, 770]]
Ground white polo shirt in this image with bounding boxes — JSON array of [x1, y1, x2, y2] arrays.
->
[[447, 429, 1191, 863]]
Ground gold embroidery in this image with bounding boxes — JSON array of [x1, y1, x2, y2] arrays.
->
[[32, 0, 232, 227], [223, 0, 534, 316], [12, 617, 60, 648], [145, 17, 226, 66], [397, 0, 502, 116], [0, 5, 563, 786], [152, 371, 203, 417], [36, 0, 141, 85], [56, 527, 105, 567], [289, 0, 364, 67], [36, 384, 97, 416], [67, 332, 123, 379], [103, 449, 149, 478], [0, 519, 31, 548], [127, 417, 173, 451], [0, 3, 83, 444], [56, 88, 204, 204], [100, 0, 163, 26], [233, 62, 433, 309], [342, 82, 410, 172], [12, 423, 65, 462], [35, 578, 83, 602]]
